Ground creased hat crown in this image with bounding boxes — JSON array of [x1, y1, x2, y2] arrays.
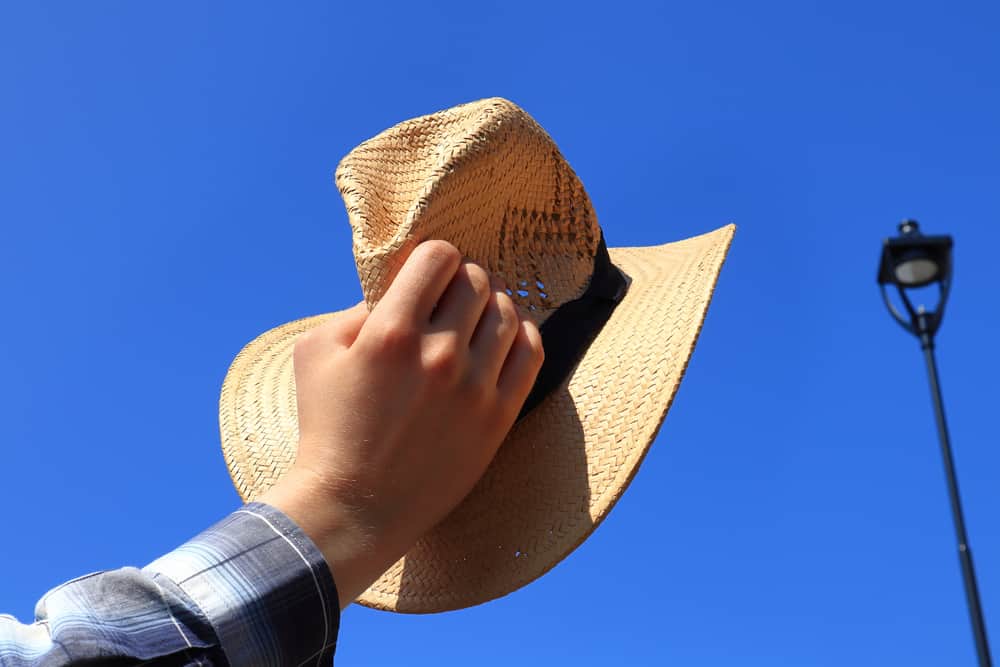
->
[[335, 97, 601, 324]]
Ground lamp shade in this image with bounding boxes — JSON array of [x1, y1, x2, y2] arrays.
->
[[877, 220, 953, 289]]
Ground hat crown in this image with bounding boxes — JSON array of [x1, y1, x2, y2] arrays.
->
[[334, 98, 601, 322]]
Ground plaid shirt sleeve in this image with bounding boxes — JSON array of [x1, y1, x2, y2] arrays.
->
[[0, 502, 340, 666]]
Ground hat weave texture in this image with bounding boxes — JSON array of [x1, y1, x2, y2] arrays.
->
[[219, 98, 735, 612], [338, 98, 600, 324]]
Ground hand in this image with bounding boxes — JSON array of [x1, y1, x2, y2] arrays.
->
[[259, 240, 545, 608]]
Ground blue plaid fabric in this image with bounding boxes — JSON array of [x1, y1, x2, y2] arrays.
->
[[0, 503, 340, 666]]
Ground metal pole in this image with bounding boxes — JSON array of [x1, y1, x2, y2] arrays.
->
[[917, 314, 992, 667]]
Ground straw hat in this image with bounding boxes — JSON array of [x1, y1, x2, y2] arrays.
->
[[219, 98, 734, 613]]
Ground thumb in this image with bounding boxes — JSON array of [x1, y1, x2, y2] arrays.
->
[[321, 300, 369, 349]]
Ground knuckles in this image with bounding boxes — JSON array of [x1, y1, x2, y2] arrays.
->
[[364, 319, 421, 358], [494, 292, 520, 335], [421, 335, 464, 384], [531, 339, 545, 367], [462, 262, 492, 299], [525, 322, 545, 366], [412, 239, 462, 272]]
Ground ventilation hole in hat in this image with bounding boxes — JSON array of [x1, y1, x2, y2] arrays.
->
[[507, 276, 550, 308]]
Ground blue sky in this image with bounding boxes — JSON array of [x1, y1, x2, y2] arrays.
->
[[1, 2, 998, 665]]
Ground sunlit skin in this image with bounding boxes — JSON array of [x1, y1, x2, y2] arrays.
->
[[260, 240, 544, 609]]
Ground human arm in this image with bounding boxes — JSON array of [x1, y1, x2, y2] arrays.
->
[[0, 502, 338, 666], [0, 240, 543, 664]]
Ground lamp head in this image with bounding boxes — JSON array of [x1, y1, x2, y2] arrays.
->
[[877, 220, 954, 338], [878, 220, 953, 288]]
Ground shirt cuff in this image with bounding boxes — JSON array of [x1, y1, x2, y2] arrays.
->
[[144, 502, 340, 666]]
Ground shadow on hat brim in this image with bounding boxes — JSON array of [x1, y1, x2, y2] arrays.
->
[[219, 223, 734, 613]]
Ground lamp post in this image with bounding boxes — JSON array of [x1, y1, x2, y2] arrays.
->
[[878, 220, 992, 666]]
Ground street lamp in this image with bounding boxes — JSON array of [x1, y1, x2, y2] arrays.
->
[[878, 220, 992, 666]]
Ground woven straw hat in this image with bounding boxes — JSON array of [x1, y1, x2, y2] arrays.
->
[[220, 98, 734, 613]]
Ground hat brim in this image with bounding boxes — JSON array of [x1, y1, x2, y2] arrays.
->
[[219, 224, 734, 612]]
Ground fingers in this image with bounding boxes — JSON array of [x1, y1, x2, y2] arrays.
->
[[470, 288, 520, 382], [430, 261, 493, 342], [355, 240, 543, 414], [371, 240, 462, 327], [497, 319, 545, 402]]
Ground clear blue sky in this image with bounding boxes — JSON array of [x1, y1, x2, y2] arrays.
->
[[2, 2, 998, 665]]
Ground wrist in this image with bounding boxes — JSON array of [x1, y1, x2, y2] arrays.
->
[[258, 465, 402, 609]]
